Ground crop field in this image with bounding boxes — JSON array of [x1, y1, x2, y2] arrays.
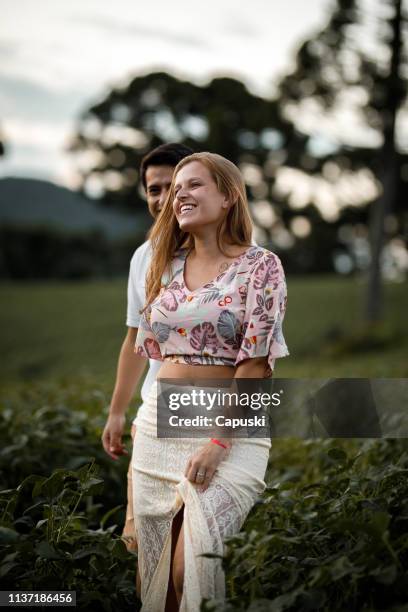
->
[[1, 276, 407, 611]]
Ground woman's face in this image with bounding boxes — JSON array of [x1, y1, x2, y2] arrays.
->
[[173, 161, 229, 233]]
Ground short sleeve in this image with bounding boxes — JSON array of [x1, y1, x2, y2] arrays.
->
[[134, 305, 164, 361], [234, 252, 289, 370], [126, 254, 143, 327]]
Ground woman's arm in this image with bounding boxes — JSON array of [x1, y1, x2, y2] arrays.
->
[[184, 357, 272, 491], [211, 357, 272, 449], [234, 356, 273, 379], [185, 253, 288, 491]]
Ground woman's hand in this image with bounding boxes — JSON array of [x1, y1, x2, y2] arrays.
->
[[184, 441, 229, 492], [102, 414, 128, 460]]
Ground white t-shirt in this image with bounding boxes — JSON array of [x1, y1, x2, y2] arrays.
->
[[126, 240, 162, 423]]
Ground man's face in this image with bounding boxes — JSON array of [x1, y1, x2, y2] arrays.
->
[[145, 165, 175, 218]]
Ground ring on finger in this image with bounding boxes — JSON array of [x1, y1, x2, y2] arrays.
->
[[196, 470, 206, 481]]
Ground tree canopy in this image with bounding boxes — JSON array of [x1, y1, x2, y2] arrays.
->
[[69, 0, 407, 280]]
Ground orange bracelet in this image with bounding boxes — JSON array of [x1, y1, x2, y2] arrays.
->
[[210, 438, 230, 450]]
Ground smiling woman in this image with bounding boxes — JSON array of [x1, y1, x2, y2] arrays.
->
[[174, 161, 235, 238], [144, 152, 254, 307], [131, 152, 289, 611]]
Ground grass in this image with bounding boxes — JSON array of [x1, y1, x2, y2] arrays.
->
[[0, 275, 407, 395]]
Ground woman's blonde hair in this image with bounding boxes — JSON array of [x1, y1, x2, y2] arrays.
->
[[144, 152, 253, 309]]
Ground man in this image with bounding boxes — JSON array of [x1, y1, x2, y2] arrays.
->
[[101, 143, 193, 550]]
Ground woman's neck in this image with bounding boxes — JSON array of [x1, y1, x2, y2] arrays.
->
[[189, 235, 221, 264]]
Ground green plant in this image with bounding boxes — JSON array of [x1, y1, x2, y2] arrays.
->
[[0, 383, 130, 525], [0, 461, 138, 611], [205, 439, 408, 611]]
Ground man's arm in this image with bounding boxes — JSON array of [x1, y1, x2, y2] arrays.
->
[[102, 327, 148, 460]]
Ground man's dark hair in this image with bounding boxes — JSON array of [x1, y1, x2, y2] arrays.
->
[[140, 143, 194, 190]]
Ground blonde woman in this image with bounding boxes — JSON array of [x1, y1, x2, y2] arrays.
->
[[132, 152, 289, 611]]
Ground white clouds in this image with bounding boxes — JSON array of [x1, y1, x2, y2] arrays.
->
[[1, 0, 333, 95], [0, 0, 332, 181], [0, 141, 71, 183], [3, 118, 70, 148], [0, 117, 75, 182]]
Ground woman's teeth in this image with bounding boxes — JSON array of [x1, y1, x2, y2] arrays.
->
[[180, 205, 195, 215]]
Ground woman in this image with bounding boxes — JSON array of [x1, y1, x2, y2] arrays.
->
[[132, 152, 289, 611]]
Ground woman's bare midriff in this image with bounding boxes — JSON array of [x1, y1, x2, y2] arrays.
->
[[157, 360, 235, 381]]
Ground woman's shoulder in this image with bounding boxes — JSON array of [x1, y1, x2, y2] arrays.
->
[[241, 245, 283, 268], [239, 246, 286, 291]]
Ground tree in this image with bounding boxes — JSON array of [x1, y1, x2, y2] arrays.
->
[[366, 0, 404, 322], [68, 72, 357, 273], [68, 73, 291, 212], [69, 0, 407, 280], [277, 0, 408, 320]]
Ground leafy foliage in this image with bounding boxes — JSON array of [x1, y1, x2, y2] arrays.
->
[[0, 383, 128, 508], [0, 387, 138, 610], [205, 439, 408, 611], [2, 383, 408, 610], [0, 463, 138, 611]]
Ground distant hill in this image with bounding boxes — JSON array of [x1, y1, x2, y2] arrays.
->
[[0, 177, 150, 242]]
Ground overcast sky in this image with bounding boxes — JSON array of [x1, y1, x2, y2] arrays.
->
[[0, 0, 336, 185]]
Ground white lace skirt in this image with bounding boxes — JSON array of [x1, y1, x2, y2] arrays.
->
[[132, 380, 271, 612]]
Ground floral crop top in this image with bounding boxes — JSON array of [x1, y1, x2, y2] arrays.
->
[[134, 245, 289, 370]]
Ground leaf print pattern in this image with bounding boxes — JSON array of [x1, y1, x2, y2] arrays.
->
[[141, 338, 162, 360], [265, 296, 274, 311], [252, 294, 265, 316], [258, 315, 276, 341], [223, 268, 239, 284], [151, 322, 171, 343], [134, 247, 288, 369], [183, 355, 203, 366], [190, 322, 218, 354], [246, 247, 264, 264], [272, 314, 285, 345], [234, 253, 289, 369], [217, 310, 242, 350], [140, 309, 153, 331], [184, 353, 234, 366], [199, 289, 222, 304], [159, 281, 186, 311], [253, 255, 281, 291]]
